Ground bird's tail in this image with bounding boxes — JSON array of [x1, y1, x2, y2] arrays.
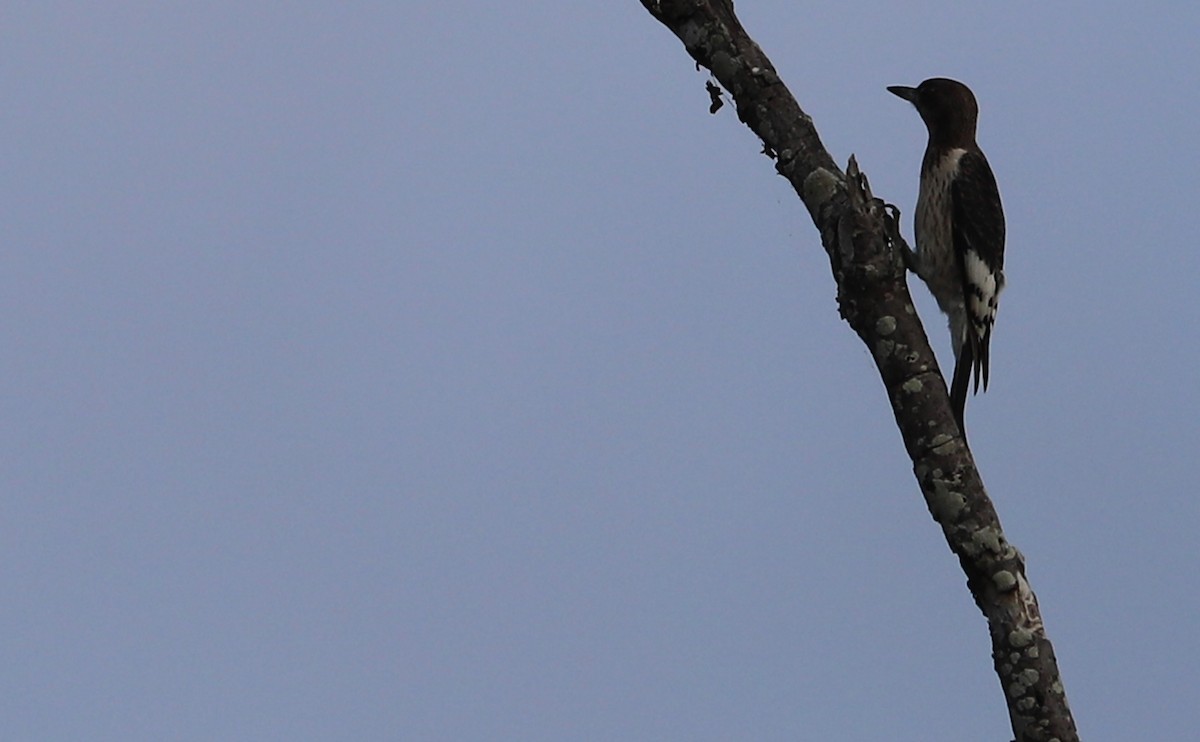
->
[[975, 326, 991, 394], [950, 338, 973, 438]]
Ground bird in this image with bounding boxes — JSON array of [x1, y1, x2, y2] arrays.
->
[[887, 78, 1006, 435]]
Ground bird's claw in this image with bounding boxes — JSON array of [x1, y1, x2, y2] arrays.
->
[[883, 202, 919, 273]]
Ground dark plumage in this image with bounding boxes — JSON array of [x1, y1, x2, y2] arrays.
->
[[888, 78, 1006, 434]]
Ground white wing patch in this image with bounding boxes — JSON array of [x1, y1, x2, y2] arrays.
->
[[964, 248, 1001, 336]]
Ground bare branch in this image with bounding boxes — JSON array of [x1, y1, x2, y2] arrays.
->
[[639, 2, 1078, 740]]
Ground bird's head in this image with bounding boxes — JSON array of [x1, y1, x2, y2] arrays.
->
[[888, 78, 979, 147]]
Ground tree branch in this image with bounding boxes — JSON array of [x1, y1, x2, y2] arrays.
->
[[638, 2, 1078, 740]]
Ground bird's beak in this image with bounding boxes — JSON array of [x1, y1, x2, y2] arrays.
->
[[887, 85, 918, 103]]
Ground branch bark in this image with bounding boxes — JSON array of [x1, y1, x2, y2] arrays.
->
[[637, 2, 1078, 740]]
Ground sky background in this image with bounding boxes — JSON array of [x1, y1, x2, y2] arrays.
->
[[3, 2, 1198, 740]]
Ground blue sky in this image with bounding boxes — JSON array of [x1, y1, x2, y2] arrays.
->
[[3, 3, 1198, 740]]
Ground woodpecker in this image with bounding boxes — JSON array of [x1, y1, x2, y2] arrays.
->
[[888, 78, 1005, 433]]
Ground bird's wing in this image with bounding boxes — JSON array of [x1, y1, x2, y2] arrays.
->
[[951, 150, 1006, 393]]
